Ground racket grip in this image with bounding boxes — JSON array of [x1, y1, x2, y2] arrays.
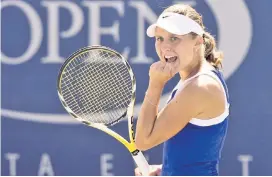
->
[[132, 151, 150, 176]]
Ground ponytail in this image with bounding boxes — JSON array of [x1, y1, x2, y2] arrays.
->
[[203, 32, 223, 69]]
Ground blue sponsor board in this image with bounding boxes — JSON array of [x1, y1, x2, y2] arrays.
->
[[1, 0, 272, 175]]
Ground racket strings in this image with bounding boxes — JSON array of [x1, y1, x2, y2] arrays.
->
[[60, 49, 133, 125], [77, 51, 131, 117], [63, 64, 125, 123], [63, 51, 121, 122], [62, 54, 116, 122]]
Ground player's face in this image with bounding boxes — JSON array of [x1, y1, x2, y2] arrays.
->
[[154, 27, 199, 71]]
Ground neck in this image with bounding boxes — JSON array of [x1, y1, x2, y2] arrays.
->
[[179, 57, 205, 81]]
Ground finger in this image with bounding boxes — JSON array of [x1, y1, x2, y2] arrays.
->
[[163, 63, 172, 77], [172, 59, 180, 72], [166, 60, 180, 76], [158, 61, 166, 71], [156, 168, 162, 175], [153, 62, 165, 73], [134, 168, 142, 176], [149, 168, 161, 176], [150, 61, 163, 71]]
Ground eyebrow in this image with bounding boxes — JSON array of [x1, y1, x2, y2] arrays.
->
[[154, 35, 164, 39], [169, 34, 181, 38]]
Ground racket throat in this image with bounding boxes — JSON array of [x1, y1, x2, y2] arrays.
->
[[131, 149, 140, 156], [128, 116, 136, 142]]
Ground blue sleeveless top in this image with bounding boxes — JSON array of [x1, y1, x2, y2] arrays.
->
[[161, 70, 229, 176]]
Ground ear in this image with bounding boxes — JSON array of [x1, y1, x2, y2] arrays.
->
[[195, 36, 204, 46], [193, 36, 203, 53]]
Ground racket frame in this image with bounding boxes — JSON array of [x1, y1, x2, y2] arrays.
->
[[57, 45, 150, 175]]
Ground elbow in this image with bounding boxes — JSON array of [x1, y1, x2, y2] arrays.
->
[[135, 137, 153, 151]]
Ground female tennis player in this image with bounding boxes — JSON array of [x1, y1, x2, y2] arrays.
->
[[135, 4, 229, 176]]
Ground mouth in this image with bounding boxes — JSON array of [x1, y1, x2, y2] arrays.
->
[[164, 55, 178, 63]]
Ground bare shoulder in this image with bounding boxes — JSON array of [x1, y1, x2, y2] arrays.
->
[[177, 74, 226, 119], [180, 74, 223, 96], [195, 74, 224, 94]]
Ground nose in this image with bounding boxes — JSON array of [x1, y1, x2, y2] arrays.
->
[[161, 41, 172, 53]]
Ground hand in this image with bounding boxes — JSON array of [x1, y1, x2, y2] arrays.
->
[[135, 165, 162, 176], [149, 61, 180, 88]]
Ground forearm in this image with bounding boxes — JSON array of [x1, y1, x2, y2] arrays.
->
[[135, 83, 163, 149]]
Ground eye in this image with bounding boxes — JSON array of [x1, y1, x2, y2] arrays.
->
[[156, 36, 163, 42], [170, 36, 178, 42]]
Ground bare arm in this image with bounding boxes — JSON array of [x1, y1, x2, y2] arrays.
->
[[135, 81, 163, 148], [135, 76, 225, 151]]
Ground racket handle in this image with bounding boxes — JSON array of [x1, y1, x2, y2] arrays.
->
[[132, 151, 150, 176]]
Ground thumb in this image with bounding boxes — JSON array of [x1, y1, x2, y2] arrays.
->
[[134, 168, 142, 176], [168, 60, 180, 76], [164, 62, 179, 77], [149, 167, 162, 176]]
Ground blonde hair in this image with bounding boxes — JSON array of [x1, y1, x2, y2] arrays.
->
[[163, 4, 223, 69]]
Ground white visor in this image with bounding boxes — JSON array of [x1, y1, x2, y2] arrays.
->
[[146, 12, 204, 37]]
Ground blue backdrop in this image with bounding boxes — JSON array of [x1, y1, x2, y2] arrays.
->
[[2, 0, 272, 175]]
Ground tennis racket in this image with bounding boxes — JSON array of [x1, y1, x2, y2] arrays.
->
[[57, 45, 150, 175]]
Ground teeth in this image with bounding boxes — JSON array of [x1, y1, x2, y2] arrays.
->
[[165, 55, 174, 59]]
